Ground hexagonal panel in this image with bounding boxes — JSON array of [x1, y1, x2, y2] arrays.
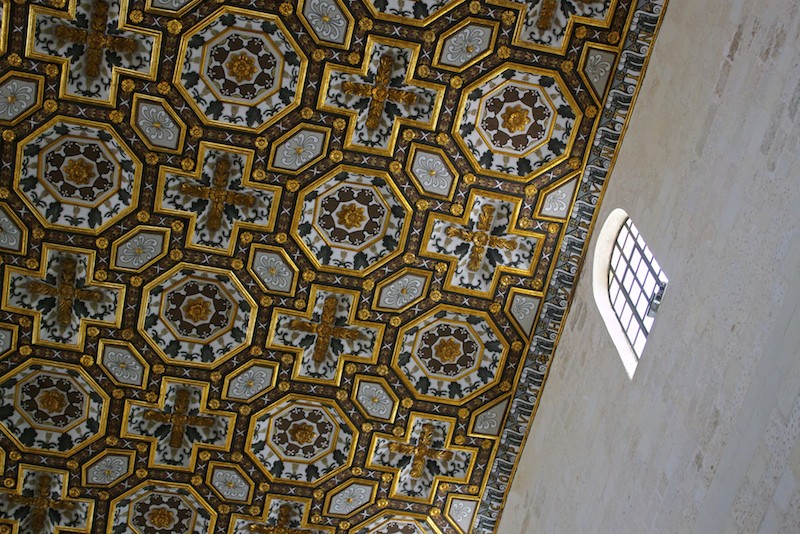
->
[[15, 117, 141, 233], [222, 361, 278, 402], [83, 450, 135, 487], [446, 496, 479, 534], [354, 512, 440, 534], [325, 479, 378, 517], [406, 145, 458, 200], [0, 324, 16, 359], [145, 0, 201, 15], [539, 174, 579, 220], [207, 462, 254, 503], [434, 19, 498, 71], [393, 306, 508, 403], [363, 0, 460, 25], [0, 202, 26, 253], [0, 361, 107, 455], [293, 165, 411, 275], [248, 395, 356, 485], [374, 268, 432, 312], [455, 66, 579, 181], [131, 95, 185, 154], [298, 0, 354, 48], [108, 482, 215, 533], [352, 376, 398, 422], [582, 47, 617, 103], [176, 8, 306, 132], [248, 244, 298, 296], [268, 124, 330, 174], [98, 340, 148, 389], [507, 289, 542, 337], [470, 395, 510, 438], [110, 226, 169, 272], [0, 72, 42, 125], [140, 264, 255, 368]]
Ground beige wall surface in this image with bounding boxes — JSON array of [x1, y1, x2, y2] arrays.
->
[[500, 0, 800, 532]]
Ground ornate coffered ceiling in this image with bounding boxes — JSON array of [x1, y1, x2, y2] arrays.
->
[[0, 0, 666, 532]]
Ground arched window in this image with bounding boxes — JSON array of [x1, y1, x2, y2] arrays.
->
[[593, 209, 668, 377]]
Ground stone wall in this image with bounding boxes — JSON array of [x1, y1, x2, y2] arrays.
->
[[500, 0, 800, 531]]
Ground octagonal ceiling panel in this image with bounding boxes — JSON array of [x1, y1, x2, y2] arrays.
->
[[175, 7, 306, 132], [0, 0, 667, 531]]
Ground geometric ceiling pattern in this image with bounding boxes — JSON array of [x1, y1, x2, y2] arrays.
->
[[0, 0, 666, 531]]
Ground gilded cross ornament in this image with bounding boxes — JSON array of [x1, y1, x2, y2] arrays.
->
[[28, 0, 159, 104], [423, 192, 540, 295], [53, 0, 137, 79], [388, 423, 453, 479], [342, 53, 417, 130], [369, 417, 476, 502], [445, 204, 518, 273], [7, 475, 75, 531], [25, 257, 105, 326], [143, 388, 216, 448], [179, 156, 255, 232], [4, 247, 123, 348], [269, 288, 382, 383], [538, 0, 592, 30], [289, 296, 363, 363], [123, 380, 235, 470], [249, 504, 308, 534], [158, 145, 278, 253], [321, 39, 442, 154]]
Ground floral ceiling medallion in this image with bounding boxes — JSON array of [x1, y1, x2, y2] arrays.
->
[[0, 0, 666, 531]]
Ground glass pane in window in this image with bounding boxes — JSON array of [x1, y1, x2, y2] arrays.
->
[[606, 217, 668, 359]]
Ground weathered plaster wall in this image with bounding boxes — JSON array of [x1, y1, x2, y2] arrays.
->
[[500, 0, 800, 532]]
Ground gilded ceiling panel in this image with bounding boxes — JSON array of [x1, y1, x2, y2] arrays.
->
[[0, 0, 667, 531]]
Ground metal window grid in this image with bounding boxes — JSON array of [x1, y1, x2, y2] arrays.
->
[[608, 218, 668, 359]]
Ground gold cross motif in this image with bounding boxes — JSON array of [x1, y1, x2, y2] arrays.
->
[[289, 296, 363, 363], [144, 389, 216, 448], [179, 156, 256, 232], [26, 257, 105, 326], [8, 475, 75, 531], [54, 0, 137, 79], [342, 53, 418, 130], [445, 204, 518, 272], [249, 505, 306, 534], [538, 0, 590, 30], [389, 423, 454, 479]]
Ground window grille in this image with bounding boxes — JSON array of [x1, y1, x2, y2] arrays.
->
[[607, 218, 668, 359]]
